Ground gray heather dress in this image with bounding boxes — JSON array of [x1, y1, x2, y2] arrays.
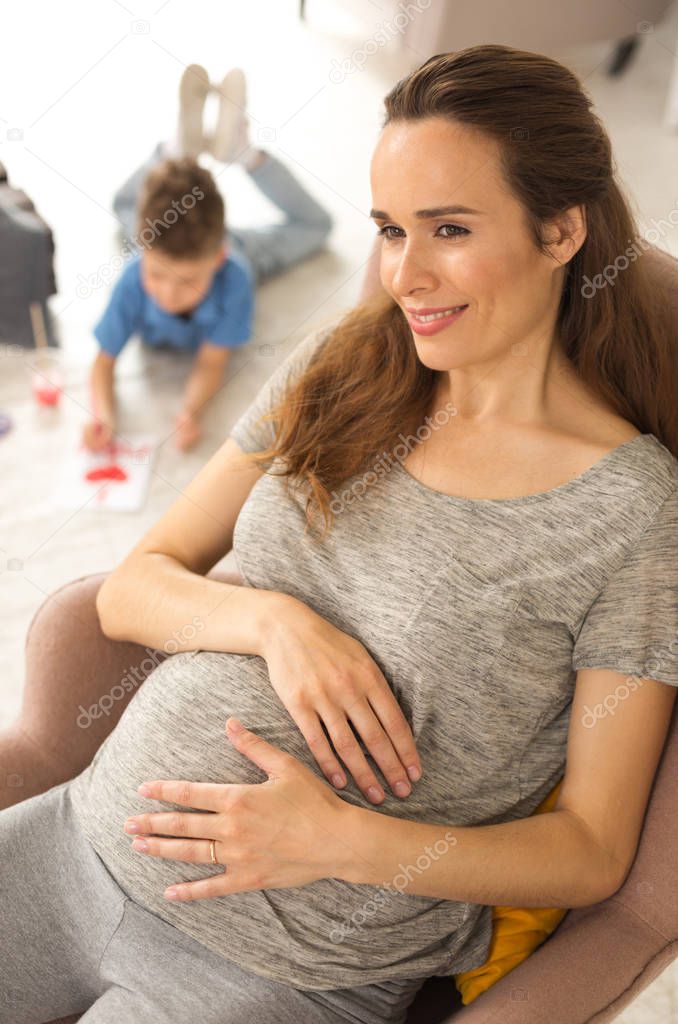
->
[[69, 320, 678, 992]]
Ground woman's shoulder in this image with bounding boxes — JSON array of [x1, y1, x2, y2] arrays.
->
[[572, 401, 677, 493], [612, 430, 678, 490]]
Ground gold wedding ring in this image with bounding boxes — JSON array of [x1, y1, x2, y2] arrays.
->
[[209, 839, 218, 865]]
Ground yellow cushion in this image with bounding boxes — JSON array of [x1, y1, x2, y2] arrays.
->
[[453, 778, 567, 1005]]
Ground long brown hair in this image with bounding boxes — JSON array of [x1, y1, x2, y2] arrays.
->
[[245, 44, 678, 541]]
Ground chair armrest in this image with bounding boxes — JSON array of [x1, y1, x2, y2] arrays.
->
[[447, 903, 672, 1022]]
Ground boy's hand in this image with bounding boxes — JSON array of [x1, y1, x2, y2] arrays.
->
[[174, 409, 202, 451], [83, 418, 115, 452], [178, 343, 230, 449]]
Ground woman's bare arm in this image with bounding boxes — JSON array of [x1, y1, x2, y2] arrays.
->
[[96, 437, 295, 656], [337, 668, 677, 906]]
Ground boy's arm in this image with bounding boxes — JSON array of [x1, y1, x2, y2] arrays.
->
[[175, 340, 232, 450], [84, 258, 143, 450], [83, 350, 117, 451], [181, 341, 232, 416]]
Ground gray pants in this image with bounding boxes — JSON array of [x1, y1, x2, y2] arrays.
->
[[112, 143, 333, 284], [0, 782, 425, 1023]]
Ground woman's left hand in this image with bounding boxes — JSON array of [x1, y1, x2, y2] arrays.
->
[[123, 717, 355, 902]]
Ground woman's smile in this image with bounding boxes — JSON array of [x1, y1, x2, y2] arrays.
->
[[406, 304, 469, 335]]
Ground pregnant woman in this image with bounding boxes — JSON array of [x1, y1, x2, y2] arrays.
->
[[2, 44, 677, 1024]]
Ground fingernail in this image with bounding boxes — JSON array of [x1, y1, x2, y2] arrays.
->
[[164, 888, 179, 900], [132, 838, 149, 852], [331, 773, 346, 788], [394, 781, 410, 797], [125, 820, 140, 833], [138, 783, 152, 796], [367, 786, 383, 802], [407, 765, 421, 782]]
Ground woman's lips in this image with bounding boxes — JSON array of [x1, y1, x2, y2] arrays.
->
[[406, 305, 468, 336]]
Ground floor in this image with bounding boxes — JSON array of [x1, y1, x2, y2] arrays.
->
[[1, 0, 677, 1017]]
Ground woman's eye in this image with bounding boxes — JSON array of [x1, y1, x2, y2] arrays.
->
[[376, 224, 469, 240], [438, 224, 469, 238], [376, 225, 403, 240]]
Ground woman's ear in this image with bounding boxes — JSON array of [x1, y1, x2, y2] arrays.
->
[[546, 205, 587, 265]]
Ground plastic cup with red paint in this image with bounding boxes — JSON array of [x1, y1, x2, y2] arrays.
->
[[32, 359, 64, 407]]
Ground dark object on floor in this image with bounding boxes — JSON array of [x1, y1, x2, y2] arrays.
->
[[0, 168, 58, 348]]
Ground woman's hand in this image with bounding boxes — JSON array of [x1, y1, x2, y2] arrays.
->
[[123, 718, 357, 901], [260, 597, 422, 805]]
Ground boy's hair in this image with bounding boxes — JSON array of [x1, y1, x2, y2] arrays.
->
[[136, 157, 226, 259]]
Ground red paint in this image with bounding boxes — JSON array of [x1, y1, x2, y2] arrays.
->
[[33, 380, 62, 406], [85, 464, 128, 482], [32, 368, 63, 407]]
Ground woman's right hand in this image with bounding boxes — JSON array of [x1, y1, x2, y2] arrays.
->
[[260, 596, 422, 805]]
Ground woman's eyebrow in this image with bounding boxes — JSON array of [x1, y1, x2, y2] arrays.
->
[[370, 204, 485, 219]]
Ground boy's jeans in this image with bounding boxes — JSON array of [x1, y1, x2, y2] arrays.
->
[[112, 142, 333, 284]]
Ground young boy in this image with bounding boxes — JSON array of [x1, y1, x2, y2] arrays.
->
[[84, 66, 333, 452]]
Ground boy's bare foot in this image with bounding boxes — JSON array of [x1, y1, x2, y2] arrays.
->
[[178, 64, 210, 158]]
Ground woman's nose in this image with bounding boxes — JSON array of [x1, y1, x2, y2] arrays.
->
[[391, 245, 437, 296]]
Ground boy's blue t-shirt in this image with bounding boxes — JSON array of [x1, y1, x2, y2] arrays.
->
[[94, 248, 254, 357]]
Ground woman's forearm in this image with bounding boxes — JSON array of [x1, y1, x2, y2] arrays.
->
[[96, 551, 288, 657], [338, 803, 622, 909]]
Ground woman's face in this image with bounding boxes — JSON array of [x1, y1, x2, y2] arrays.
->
[[370, 117, 583, 377]]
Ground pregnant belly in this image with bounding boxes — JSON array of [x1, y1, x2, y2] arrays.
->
[[69, 649, 486, 986], [71, 649, 339, 906], [74, 645, 519, 862], [80, 649, 315, 820]]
